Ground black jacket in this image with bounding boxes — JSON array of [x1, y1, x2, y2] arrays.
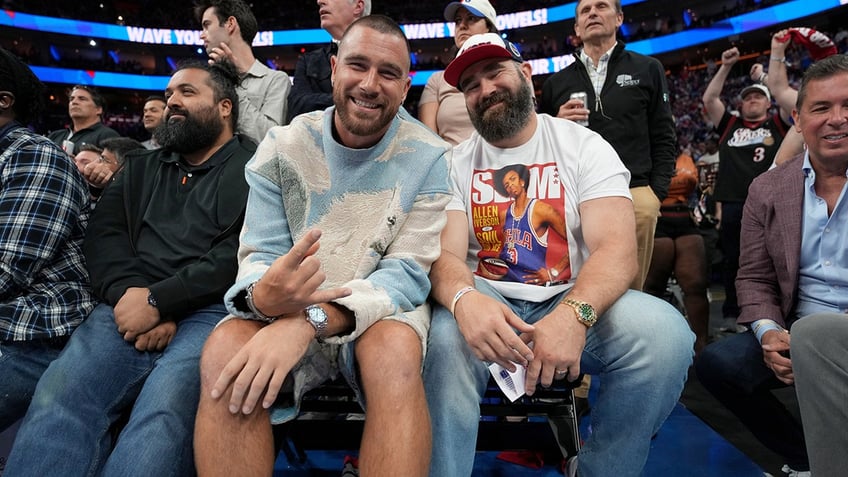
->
[[84, 135, 254, 319], [286, 44, 335, 123], [540, 42, 677, 201]]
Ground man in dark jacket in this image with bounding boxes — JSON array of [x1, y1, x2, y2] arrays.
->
[[5, 61, 253, 477], [539, 0, 676, 291], [286, 0, 370, 122]]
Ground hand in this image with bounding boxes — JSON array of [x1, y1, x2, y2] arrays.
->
[[133, 321, 177, 352], [771, 29, 791, 52], [555, 98, 590, 124], [453, 291, 535, 372], [520, 305, 586, 395], [749, 63, 765, 82], [252, 229, 352, 317], [210, 316, 315, 414], [114, 287, 160, 341], [761, 329, 793, 384], [207, 42, 250, 75], [721, 47, 740, 66], [82, 161, 115, 188]]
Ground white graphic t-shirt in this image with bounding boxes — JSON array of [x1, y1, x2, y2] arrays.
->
[[448, 114, 631, 302]]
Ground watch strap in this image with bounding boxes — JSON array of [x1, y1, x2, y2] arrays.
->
[[245, 281, 280, 323]]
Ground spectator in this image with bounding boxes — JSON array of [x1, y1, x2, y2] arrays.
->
[[425, 32, 693, 477], [140, 95, 166, 149], [644, 149, 710, 354], [195, 0, 291, 144], [82, 137, 145, 193], [193, 16, 451, 477], [286, 0, 370, 123], [696, 54, 848, 477], [539, 0, 677, 291], [47, 84, 120, 156], [418, 0, 498, 145], [4, 60, 254, 477], [702, 46, 791, 328], [0, 47, 96, 432]]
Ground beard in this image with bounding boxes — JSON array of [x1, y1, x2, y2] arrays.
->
[[469, 76, 535, 144], [154, 104, 224, 154], [332, 89, 396, 139]]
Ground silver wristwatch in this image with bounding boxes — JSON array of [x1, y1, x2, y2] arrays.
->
[[245, 281, 279, 322], [304, 304, 329, 339]]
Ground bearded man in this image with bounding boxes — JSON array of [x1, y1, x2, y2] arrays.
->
[[4, 60, 254, 477], [422, 33, 694, 477]]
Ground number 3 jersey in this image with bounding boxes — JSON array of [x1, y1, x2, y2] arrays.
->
[[447, 114, 631, 302], [713, 111, 789, 203]]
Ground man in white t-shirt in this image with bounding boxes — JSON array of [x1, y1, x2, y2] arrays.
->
[[423, 33, 694, 477]]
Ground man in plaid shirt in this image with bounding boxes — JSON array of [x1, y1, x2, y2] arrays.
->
[[0, 48, 96, 431]]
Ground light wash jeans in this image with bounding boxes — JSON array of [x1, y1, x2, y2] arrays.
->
[[423, 279, 694, 477], [4, 302, 225, 477]]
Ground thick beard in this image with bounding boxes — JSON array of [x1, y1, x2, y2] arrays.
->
[[154, 105, 224, 154], [333, 89, 395, 139], [470, 78, 534, 144]]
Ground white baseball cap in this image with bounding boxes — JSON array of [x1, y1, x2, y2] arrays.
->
[[444, 33, 523, 88], [443, 0, 498, 29], [740, 84, 771, 102]]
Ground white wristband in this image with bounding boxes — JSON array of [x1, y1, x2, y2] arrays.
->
[[450, 286, 476, 316]]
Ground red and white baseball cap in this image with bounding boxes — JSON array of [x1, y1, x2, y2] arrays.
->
[[443, 0, 498, 28], [444, 33, 524, 88]]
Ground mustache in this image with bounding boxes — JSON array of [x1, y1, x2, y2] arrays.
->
[[477, 91, 511, 114], [167, 107, 189, 120]]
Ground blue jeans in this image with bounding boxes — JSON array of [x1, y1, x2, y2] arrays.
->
[[4, 303, 225, 477], [0, 337, 69, 431], [695, 330, 808, 471], [424, 281, 694, 477]]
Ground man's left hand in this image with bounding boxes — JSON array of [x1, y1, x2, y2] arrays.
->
[[134, 321, 177, 352], [520, 304, 587, 395], [114, 287, 160, 342]]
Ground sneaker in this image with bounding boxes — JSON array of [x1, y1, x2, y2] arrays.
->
[[780, 465, 810, 477], [563, 456, 577, 477], [719, 317, 746, 333], [341, 455, 359, 477]]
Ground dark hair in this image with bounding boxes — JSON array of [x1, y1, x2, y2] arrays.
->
[[71, 84, 107, 113], [193, 0, 258, 43], [144, 95, 167, 105], [0, 47, 45, 124], [101, 137, 145, 165], [174, 59, 241, 130], [576, 0, 622, 15], [492, 164, 530, 198], [78, 143, 104, 154], [341, 15, 411, 70], [796, 54, 848, 110]]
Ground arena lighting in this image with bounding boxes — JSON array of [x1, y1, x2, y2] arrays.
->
[[22, 0, 845, 89], [1, 0, 650, 46]]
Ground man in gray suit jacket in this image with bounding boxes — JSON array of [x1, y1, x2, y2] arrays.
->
[[695, 54, 848, 477]]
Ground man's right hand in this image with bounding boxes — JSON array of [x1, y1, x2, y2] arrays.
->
[[761, 329, 793, 384], [453, 291, 535, 371], [210, 315, 315, 415], [721, 47, 740, 66], [252, 229, 352, 317], [555, 98, 590, 124]]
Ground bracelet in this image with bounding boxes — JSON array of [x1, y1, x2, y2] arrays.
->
[[770, 56, 786, 63], [450, 286, 476, 316]]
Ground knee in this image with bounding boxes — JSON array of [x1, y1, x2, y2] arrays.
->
[[357, 321, 422, 392], [199, 319, 259, 387]]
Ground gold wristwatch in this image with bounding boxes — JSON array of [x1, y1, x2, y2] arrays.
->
[[560, 298, 597, 328]]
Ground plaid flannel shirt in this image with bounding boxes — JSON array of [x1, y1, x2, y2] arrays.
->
[[0, 123, 96, 342]]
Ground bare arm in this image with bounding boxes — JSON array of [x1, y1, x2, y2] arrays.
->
[[773, 128, 804, 166], [418, 101, 439, 135], [765, 30, 796, 123], [702, 48, 739, 126]]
